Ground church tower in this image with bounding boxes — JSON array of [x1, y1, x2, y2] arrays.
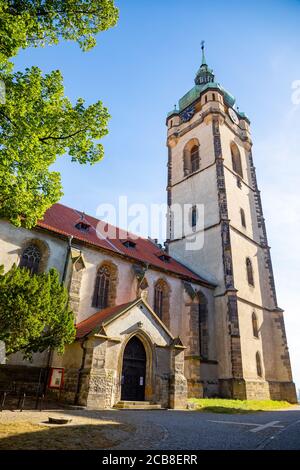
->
[[166, 43, 296, 402]]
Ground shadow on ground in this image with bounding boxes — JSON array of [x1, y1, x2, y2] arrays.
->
[[195, 406, 259, 414], [0, 421, 134, 450]]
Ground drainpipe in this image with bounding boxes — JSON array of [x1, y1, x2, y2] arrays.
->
[[75, 340, 87, 405]]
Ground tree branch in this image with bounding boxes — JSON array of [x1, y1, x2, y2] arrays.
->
[[0, 110, 17, 127], [39, 127, 88, 142]]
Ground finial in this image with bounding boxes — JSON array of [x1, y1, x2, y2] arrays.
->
[[174, 104, 177, 110], [201, 40, 207, 66]]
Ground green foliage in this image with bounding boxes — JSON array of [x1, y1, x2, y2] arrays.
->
[[188, 398, 294, 413], [0, 264, 76, 359], [0, 0, 119, 66], [0, 66, 110, 227], [0, 0, 118, 227]]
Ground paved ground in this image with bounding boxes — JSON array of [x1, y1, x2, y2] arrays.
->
[[102, 407, 300, 450], [1, 406, 300, 450]]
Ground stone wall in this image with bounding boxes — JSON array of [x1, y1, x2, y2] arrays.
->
[[245, 380, 270, 400], [269, 381, 297, 404], [169, 346, 188, 409]]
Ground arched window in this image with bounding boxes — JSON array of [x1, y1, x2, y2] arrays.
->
[[240, 208, 246, 228], [19, 245, 41, 274], [246, 257, 254, 286], [231, 142, 243, 178], [92, 265, 111, 309], [252, 312, 259, 338], [154, 279, 170, 326], [198, 291, 209, 359], [256, 351, 262, 377], [183, 139, 200, 176]]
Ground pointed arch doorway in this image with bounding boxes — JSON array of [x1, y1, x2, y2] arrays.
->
[[121, 336, 146, 401]]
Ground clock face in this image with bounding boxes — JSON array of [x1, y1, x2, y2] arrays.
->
[[181, 106, 195, 122], [228, 107, 239, 125]]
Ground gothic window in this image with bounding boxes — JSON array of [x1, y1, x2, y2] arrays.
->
[[252, 312, 259, 338], [198, 291, 209, 359], [212, 93, 216, 101], [246, 257, 254, 286], [154, 279, 170, 326], [19, 245, 41, 274], [231, 142, 243, 178], [256, 351, 262, 377], [183, 139, 200, 176], [154, 284, 163, 319], [191, 145, 200, 173], [92, 263, 117, 309], [240, 208, 246, 228]]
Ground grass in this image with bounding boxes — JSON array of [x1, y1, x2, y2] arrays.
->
[[188, 398, 296, 414], [0, 421, 134, 450]]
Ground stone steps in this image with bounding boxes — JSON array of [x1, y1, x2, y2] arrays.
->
[[114, 400, 162, 410]]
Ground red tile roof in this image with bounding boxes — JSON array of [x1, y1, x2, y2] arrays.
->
[[37, 202, 212, 285], [76, 301, 136, 339]]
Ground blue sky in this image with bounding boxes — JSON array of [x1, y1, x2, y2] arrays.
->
[[13, 0, 300, 393]]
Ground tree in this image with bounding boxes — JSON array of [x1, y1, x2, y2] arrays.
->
[[0, 0, 118, 226], [0, 0, 119, 69], [0, 264, 76, 359], [0, 66, 110, 227]]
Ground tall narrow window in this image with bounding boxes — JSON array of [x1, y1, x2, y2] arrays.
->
[[246, 257, 254, 286], [154, 279, 170, 326], [154, 284, 163, 319], [19, 245, 41, 274], [191, 145, 200, 173], [231, 142, 243, 178], [191, 205, 197, 231], [256, 352, 262, 377], [240, 208, 246, 228], [252, 312, 259, 338], [92, 265, 111, 309]]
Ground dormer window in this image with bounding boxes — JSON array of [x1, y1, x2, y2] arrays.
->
[[75, 221, 90, 233], [123, 240, 136, 249], [158, 254, 170, 263]]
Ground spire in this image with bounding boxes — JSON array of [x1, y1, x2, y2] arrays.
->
[[195, 41, 215, 86], [201, 40, 206, 66]]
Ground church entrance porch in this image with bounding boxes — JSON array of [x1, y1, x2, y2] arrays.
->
[[51, 298, 188, 409], [121, 336, 146, 401]]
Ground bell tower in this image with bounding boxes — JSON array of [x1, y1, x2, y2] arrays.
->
[[166, 43, 297, 402]]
